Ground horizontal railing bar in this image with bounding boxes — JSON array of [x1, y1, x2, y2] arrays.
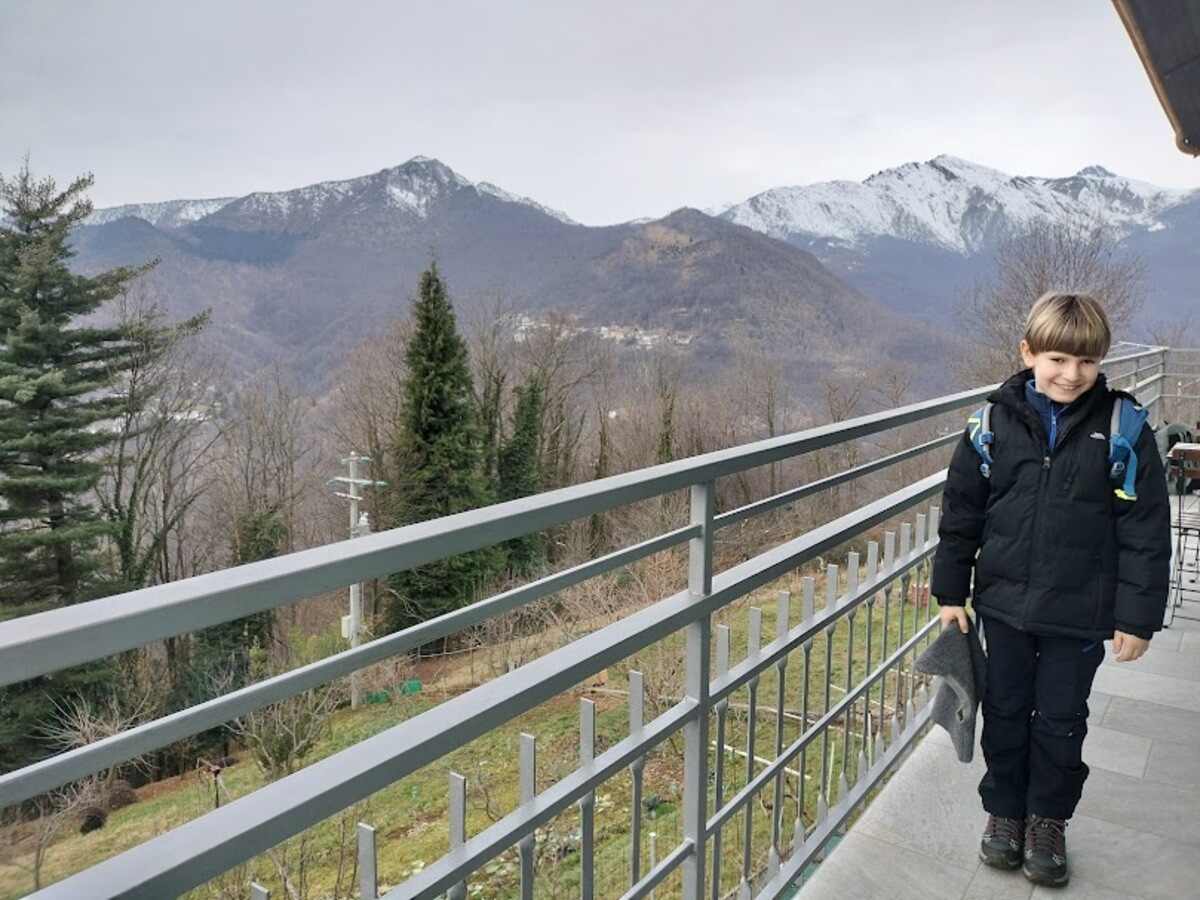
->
[[756, 692, 934, 898], [0, 524, 700, 806], [29, 473, 949, 899], [386, 703, 696, 899], [708, 542, 936, 707], [706, 617, 938, 840], [714, 433, 957, 530], [1131, 371, 1164, 396], [618, 839, 694, 900], [1104, 346, 1168, 367], [0, 387, 990, 688]]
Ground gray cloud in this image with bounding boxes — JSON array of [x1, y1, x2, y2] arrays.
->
[[3, 0, 1196, 225]]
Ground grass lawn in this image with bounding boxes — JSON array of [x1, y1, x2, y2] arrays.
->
[[1, 547, 940, 899]]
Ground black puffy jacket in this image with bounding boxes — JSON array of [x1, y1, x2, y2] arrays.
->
[[931, 369, 1171, 641]]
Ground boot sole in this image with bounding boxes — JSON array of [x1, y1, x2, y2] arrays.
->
[[1022, 863, 1069, 887], [979, 848, 1021, 870]]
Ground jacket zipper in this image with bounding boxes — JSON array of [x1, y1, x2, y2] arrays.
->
[[1024, 451, 1052, 628], [1013, 400, 1089, 627]]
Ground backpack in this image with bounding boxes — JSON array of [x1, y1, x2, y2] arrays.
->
[[966, 396, 1148, 501]]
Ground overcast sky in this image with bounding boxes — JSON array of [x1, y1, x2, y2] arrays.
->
[[3, 0, 1197, 225]]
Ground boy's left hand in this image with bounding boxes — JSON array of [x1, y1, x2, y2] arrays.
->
[[1112, 631, 1149, 662]]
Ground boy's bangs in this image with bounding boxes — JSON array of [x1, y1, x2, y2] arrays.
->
[[1024, 292, 1112, 359]]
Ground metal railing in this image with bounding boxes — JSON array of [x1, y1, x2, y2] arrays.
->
[[0, 345, 1173, 899]]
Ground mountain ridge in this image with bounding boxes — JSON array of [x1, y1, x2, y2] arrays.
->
[[720, 153, 1195, 254], [69, 160, 950, 397]]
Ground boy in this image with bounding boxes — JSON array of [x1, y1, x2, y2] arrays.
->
[[931, 291, 1171, 888]]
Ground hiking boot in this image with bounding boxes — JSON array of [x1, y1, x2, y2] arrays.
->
[[979, 814, 1023, 869], [1023, 815, 1069, 887]]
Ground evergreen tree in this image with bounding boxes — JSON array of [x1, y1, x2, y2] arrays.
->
[[185, 509, 282, 763], [497, 377, 544, 575], [386, 264, 497, 633], [588, 408, 611, 555], [477, 367, 505, 488], [0, 164, 152, 772], [0, 165, 153, 606], [191, 510, 282, 692], [656, 390, 675, 465]]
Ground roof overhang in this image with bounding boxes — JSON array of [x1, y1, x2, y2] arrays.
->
[[1113, 0, 1200, 156]]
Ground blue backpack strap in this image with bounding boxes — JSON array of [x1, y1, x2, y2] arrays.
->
[[967, 402, 995, 478], [1108, 396, 1149, 501]]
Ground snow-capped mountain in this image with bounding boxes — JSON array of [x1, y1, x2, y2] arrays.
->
[[87, 157, 577, 233], [475, 181, 577, 225], [721, 154, 1194, 254], [85, 197, 235, 229], [718, 155, 1198, 325]]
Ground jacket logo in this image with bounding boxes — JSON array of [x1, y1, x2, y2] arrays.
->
[[1089, 432, 1106, 440]]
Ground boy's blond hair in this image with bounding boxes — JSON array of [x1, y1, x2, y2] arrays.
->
[[1022, 291, 1112, 359]]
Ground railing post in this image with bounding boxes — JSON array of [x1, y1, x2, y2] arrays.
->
[[739, 606, 763, 899], [358, 822, 378, 900], [767, 589, 790, 879], [683, 481, 714, 899], [793, 576, 815, 856], [1150, 348, 1168, 421], [520, 733, 537, 900], [710, 626, 730, 900], [580, 698, 596, 900], [628, 673, 645, 890], [649, 831, 659, 900], [448, 772, 467, 900]]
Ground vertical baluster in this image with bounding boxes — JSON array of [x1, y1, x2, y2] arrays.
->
[[711, 626, 730, 900], [358, 822, 378, 900], [738, 606, 763, 899], [876, 531, 895, 761], [649, 831, 659, 900], [520, 733, 537, 900], [840, 553, 859, 797], [449, 772, 467, 900], [817, 564, 838, 831], [894, 523, 912, 741], [683, 482, 713, 900], [862, 541, 878, 768], [910, 514, 928, 714], [926, 506, 941, 657], [768, 590, 789, 878], [250, 884, 269, 900], [580, 698, 596, 900], [793, 576, 815, 857]]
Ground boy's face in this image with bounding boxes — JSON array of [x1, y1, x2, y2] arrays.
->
[[1019, 340, 1100, 404]]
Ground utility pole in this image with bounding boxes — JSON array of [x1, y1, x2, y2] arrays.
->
[[327, 452, 386, 709]]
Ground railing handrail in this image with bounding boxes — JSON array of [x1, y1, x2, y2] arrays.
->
[[5, 344, 1181, 899], [29, 472, 948, 899], [0, 383, 995, 688]]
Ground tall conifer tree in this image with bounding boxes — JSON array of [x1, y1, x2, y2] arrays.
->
[[0, 165, 153, 605], [0, 164, 154, 771], [497, 377, 544, 575], [386, 264, 497, 633]]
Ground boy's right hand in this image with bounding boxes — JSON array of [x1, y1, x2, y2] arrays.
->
[[939, 604, 969, 633]]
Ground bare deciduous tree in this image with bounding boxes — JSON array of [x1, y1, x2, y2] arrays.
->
[[223, 647, 347, 781], [328, 317, 412, 523], [95, 288, 217, 593], [3, 778, 101, 892], [955, 217, 1146, 384], [40, 689, 157, 802]]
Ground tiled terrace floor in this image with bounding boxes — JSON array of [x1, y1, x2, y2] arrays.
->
[[800, 496, 1200, 900]]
